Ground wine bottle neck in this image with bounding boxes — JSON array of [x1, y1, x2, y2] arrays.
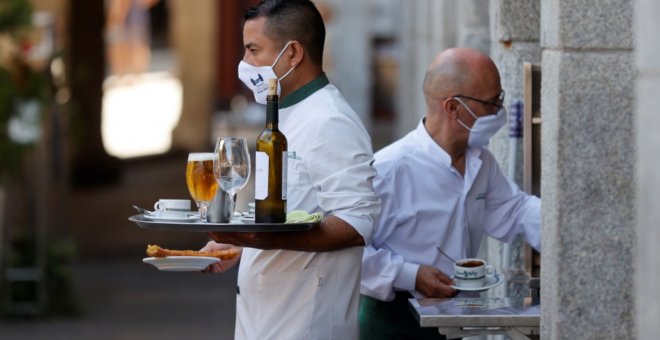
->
[[266, 95, 279, 128]]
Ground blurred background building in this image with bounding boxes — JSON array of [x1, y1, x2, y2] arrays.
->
[[0, 0, 656, 339]]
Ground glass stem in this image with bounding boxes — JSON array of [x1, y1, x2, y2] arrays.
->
[[226, 193, 237, 221], [199, 202, 209, 222]]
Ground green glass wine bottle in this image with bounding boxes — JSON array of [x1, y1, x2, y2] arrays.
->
[[255, 78, 287, 223]]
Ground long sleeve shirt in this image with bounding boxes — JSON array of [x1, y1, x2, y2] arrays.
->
[[361, 119, 540, 302]]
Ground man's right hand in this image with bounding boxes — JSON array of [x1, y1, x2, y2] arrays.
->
[[200, 241, 242, 273], [415, 265, 457, 298]]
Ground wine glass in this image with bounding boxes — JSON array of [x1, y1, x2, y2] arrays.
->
[[186, 152, 218, 222], [214, 137, 251, 221]]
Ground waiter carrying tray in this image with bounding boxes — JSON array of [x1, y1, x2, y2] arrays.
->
[[200, 1, 380, 339]]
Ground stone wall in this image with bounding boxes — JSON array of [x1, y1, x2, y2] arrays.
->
[[635, 0, 660, 338], [540, 0, 636, 338], [396, 0, 457, 139], [487, 0, 542, 305], [320, 0, 372, 129], [489, 0, 541, 183]]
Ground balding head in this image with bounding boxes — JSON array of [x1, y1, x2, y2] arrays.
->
[[423, 48, 501, 110]]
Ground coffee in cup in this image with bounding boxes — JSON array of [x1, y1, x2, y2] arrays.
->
[[453, 258, 495, 288], [154, 199, 191, 217]]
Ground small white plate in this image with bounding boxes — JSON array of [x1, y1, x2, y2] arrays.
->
[[142, 256, 219, 271], [451, 274, 503, 292], [142, 214, 199, 222]]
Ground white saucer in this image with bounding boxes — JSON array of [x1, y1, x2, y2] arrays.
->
[[142, 256, 219, 271], [451, 274, 503, 292], [142, 214, 199, 222]]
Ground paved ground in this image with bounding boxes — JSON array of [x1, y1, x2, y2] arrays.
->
[[0, 156, 239, 339], [0, 260, 238, 340]]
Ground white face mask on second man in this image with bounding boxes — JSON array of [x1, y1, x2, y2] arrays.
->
[[454, 97, 507, 147], [238, 41, 296, 105]]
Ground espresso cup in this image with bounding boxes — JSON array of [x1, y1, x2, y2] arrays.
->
[[153, 199, 191, 217], [453, 258, 495, 288]]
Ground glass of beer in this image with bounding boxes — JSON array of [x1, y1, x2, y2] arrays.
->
[[186, 152, 218, 222]]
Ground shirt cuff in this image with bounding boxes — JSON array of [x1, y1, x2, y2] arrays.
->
[[393, 262, 419, 292], [332, 213, 375, 245]]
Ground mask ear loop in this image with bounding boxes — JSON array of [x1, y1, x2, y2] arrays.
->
[[271, 41, 297, 82], [453, 97, 478, 131], [278, 64, 296, 82]]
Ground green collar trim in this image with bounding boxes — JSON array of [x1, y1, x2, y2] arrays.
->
[[280, 73, 329, 109]]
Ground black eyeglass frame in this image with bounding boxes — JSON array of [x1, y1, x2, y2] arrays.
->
[[452, 90, 506, 112]]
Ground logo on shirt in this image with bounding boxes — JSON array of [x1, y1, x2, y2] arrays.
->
[[288, 151, 302, 161], [475, 193, 487, 200]]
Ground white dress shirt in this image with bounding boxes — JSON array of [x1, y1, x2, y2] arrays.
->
[[361, 119, 540, 302], [235, 74, 380, 340]]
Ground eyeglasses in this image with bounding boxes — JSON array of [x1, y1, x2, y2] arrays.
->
[[453, 90, 505, 112]]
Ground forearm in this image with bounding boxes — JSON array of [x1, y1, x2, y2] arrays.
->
[[208, 215, 365, 252]]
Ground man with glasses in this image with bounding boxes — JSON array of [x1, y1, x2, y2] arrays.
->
[[359, 48, 541, 339]]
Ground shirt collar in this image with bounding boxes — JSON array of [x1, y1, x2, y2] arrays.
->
[[280, 73, 329, 109], [414, 118, 452, 168], [414, 118, 483, 169]]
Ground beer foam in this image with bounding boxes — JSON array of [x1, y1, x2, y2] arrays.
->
[[188, 152, 215, 161]]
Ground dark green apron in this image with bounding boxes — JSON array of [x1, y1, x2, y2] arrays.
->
[[359, 292, 447, 340]]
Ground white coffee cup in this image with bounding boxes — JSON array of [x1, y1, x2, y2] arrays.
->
[[153, 199, 191, 217], [453, 258, 495, 288]]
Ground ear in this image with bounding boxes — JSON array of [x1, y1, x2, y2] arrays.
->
[[442, 97, 459, 119], [288, 41, 305, 67]]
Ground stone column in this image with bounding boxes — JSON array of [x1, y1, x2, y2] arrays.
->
[[487, 0, 542, 301], [457, 0, 490, 54], [170, 0, 217, 151], [322, 0, 371, 129], [396, 0, 456, 139], [488, 0, 541, 182], [635, 0, 660, 338], [540, 1, 635, 338]]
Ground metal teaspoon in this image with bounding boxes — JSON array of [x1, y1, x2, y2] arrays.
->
[[436, 246, 458, 264]]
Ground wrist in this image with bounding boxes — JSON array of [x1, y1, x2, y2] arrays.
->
[[394, 262, 420, 292]]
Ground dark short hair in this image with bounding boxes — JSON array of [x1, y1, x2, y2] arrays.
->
[[245, 0, 325, 66]]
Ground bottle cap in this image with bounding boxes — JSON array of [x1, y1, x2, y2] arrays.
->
[[268, 78, 278, 96]]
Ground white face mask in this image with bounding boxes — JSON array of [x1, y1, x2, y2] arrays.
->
[[454, 97, 507, 147], [238, 41, 296, 105]]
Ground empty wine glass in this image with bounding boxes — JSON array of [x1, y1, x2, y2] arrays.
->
[[214, 137, 251, 221]]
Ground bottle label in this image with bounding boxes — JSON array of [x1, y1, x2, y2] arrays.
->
[[255, 151, 268, 200], [282, 151, 288, 200]]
